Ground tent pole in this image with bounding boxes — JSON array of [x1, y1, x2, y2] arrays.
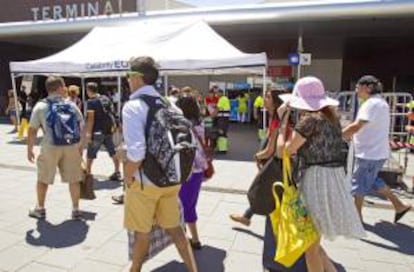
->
[[262, 67, 267, 130], [117, 75, 122, 117], [81, 77, 86, 117], [164, 74, 168, 96], [10, 72, 21, 128]]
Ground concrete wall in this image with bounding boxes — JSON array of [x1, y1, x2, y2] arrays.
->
[[302, 59, 343, 91]]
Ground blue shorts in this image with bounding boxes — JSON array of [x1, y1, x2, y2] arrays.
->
[[87, 133, 116, 159], [352, 158, 386, 196]]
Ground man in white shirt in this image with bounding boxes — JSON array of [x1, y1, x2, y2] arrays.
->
[[123, 56, 197, 272], [343, 75, 411, 223]]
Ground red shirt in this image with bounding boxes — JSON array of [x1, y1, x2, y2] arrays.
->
[[268, 118, 280, 136], [205, 95, 219, 105]]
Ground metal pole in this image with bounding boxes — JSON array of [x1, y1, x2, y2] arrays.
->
[[10, 73, 21, 128], [262, 67, 267, 130], [118, 0, 123, 16], [81, 77, 86, 117], [297, 26, 303, 80], [164, 74, 168, 97], [392, 76, 397, 92], [117, 75, 122, 117]]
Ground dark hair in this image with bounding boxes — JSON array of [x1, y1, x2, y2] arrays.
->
[[129, 56, 159, 85], [320, 106, 340, 125], [86, 82, 98, 93], [357, 75, 382, 94], [176, 95, 201, 125], [45, 76, 65, 93], [267, 89, 284, 118]]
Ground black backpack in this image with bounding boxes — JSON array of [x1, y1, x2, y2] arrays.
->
[[138, 95, 196, 187], [98, 95, 118, 134]]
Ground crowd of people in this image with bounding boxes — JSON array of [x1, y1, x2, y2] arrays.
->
[[4, 55, 411, 272]]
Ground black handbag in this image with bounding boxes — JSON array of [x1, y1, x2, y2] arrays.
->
[[247, 155, 283, 215]]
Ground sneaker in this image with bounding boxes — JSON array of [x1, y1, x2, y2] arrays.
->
[[109, 171, 122, 181], [111, 194, 124, 204], [28, 207, 46, 219], [71, 210, 83, 220], [229, 214, 251, 226]]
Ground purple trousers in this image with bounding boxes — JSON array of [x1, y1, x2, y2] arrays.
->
[[179, 172, 203, 223]]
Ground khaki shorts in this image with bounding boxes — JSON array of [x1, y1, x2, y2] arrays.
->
[[124, 183, 181, 233], [37, 145, 82, 185]]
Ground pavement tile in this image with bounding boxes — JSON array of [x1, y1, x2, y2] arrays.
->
[[36, 245, 94, 270], [231, 227, 264, 255], [200, 223, 237, 241], [225, 251, 262, 272], [323, 247, 364, 270], [198, 237, 234, 251], [362, 260, 413, 272], [0, 230, 24, 252], [88, 240, 129, 266], [17, 262, 66, 272], [0, 243, 49, 271], [207, 202, 251, 225], [72, 259, 123, 272]]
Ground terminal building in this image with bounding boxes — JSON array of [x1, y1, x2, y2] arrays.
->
[[1, 0, 414, 112]]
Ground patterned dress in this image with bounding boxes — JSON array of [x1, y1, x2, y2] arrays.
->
[[295, 113, 365, 240]]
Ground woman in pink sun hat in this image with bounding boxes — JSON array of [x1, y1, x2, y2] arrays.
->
[[276, 76, 365, 272]]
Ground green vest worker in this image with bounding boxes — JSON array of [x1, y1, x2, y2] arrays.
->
[[216, 90, 230, 153], [253, 95, 265, 140]]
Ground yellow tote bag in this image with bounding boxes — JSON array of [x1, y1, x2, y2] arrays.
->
[[269, 149, 320, 267]]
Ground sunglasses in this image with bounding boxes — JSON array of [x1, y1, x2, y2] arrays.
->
[[126, 71, 143, 79]]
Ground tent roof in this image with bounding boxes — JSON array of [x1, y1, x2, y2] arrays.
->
[[10, 20, 267, 76]]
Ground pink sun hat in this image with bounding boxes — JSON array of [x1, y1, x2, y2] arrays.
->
[[279, 76, 339, 111]]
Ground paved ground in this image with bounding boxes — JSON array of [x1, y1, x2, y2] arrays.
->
[[0, 123, 413, 271]]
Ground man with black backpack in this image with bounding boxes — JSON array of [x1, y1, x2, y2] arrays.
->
[[123, 56, 198, 272], [85, 82, 121, 181], [27, 76, 85, 220]]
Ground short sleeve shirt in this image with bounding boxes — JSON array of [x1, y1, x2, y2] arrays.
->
[[354, 95, 390, 160], [295, 114, 344, 166], [87, 96, 107, 133], [30, 95, 83, 147]]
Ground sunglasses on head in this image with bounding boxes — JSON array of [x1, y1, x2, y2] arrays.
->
[[126, 71, 143, 79]]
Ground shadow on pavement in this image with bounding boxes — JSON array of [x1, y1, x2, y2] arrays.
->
[[151, 245, 226, 272], [7, 136, 42, 146], [362, 221, 414, 255], [232, 226, 264, 240], [25, 218, 91, 248], [94, 179, 122, 191]]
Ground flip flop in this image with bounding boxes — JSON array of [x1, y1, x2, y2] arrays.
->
[[394, 206, 411, 223]]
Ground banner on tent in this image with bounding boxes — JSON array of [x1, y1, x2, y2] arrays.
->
[[85, 61, 129, 71]]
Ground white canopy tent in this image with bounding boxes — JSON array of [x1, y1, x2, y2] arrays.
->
[[9, 20, 268, 125]]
